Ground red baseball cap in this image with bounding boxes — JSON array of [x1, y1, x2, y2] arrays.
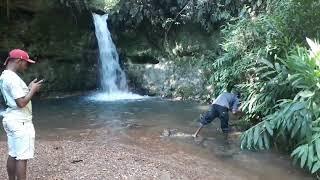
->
[[4, 49, 35, 65]]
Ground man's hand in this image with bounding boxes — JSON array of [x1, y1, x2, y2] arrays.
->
[[28, 78, 44, 93]]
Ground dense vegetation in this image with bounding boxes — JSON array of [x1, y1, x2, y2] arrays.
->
[[105, 0, 320, 175], [2, 0, 320, 175], [210, 0, 320, 175]]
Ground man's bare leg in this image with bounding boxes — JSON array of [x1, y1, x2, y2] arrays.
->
[[193, 124, 204, 137], [16, 160, 27, 180], [7, 156, 16, 180]]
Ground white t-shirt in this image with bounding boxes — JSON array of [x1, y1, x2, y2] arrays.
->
[[0, 70, 32, 122]]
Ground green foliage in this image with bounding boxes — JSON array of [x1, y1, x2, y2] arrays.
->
[[212, 0, 320, 104], [207, 0, 320, 175], [109, 0, 265, 34], [241, 46, 320, 174], [210, 1, 293, 96]]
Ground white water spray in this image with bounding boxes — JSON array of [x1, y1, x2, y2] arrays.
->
[[89, 13, 145, 101]]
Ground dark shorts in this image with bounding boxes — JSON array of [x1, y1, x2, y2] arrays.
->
[[200, 104, 229, 133]]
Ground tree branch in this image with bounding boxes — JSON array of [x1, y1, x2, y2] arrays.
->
[[163, 0, 193, 53]]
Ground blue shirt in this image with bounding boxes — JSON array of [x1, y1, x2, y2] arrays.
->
[[212, 92, 239, 113]]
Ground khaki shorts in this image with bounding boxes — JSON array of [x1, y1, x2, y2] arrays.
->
[[2, 119, 35, 160]]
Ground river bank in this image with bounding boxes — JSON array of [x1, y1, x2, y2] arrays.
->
[[0, 126, 312, 180], [0, 130, 247, 180]]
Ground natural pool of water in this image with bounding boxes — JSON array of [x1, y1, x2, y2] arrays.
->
[[0, 96, 314, 179]]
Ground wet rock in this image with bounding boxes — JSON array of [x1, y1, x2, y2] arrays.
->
[[71, 160, 83, 164], [162, 129, 171, 137], [127, 60, 207, 100], [161, 129, 193, 138], [161, 129, 178, 137]]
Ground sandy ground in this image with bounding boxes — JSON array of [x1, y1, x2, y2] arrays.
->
[[0, 128, 260, 180]]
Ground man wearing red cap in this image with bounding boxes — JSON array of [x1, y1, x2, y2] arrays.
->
[[0, 49, 43, 180]]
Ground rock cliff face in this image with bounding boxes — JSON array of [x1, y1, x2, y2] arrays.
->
[[0, 0, 98, 94], [127, 61, 207, 100], [0, 1, 219, 100], [120, 26, 219, 101]]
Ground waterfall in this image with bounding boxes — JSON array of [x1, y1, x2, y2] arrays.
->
[[93, 13, 127, 93], [89, 13, 144, 101]]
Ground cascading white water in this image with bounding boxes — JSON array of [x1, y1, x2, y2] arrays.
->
[[93, 13, 127, 93], [89, 13, 145, 101]]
